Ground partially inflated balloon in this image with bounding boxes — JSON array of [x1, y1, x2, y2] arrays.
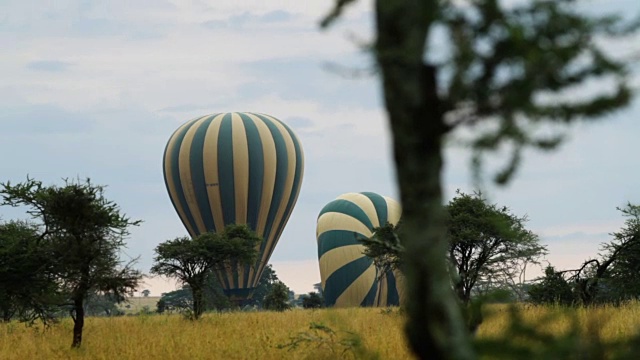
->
[[163, 112, 304, 299], [316, 192, 403, 307]]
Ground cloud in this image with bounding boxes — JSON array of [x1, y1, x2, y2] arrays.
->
[[238, 57, 379, 111], [26, 60, 73, 72], [0, 104, 92, 134], [158, 104, 213, 113], [283, 116, 314, 129], [202, 10, 297, 30]]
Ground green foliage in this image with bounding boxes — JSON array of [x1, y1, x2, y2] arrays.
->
[[301, 292, 324, 309], [156, 298, 167, 314], [595, 204, 640, 302], [527, 204, 640, 306], [84, 293, 124, 317], [150, 224, 261, 319], [362, 191, 546, 306], [447, 191, 547, 304], [156, 287, 192, 314], [246, 264, 279, 308], [361, 222, 403, 276], [277, 322, 380, 360], [263, 281, 291, 312], [440, 0, 637, 184], [0, 177, 142, 347], [322, 0, 639, 357], [0, 220, 59, 324], [528, 266, 574, 306]]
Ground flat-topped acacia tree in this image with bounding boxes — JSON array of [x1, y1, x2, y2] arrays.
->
[[0, 178, 142, 348], [151, 224, 261, 319]]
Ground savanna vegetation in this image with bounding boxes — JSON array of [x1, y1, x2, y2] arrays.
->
[[5, 304, 640, 359], [2, 0, 640, 359]]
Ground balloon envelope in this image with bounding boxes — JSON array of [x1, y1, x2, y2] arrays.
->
[[163, 112, 304, 299], [316, 192, 403, 307]]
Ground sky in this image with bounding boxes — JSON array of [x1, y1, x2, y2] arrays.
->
[[1, 0, 639, 296]]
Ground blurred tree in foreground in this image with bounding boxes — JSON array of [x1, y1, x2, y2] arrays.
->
[[322, 0, 639, 358]]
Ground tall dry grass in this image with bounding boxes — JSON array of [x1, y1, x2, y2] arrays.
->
[[4, 303, 640, 359], [0, 308, 411, 360]]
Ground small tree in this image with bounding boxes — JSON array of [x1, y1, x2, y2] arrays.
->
[[557, 204, 640, 305], [301, 292, 324, 309], [156, 298, 167, 314], [141, 289, 150, 297], [157, 287, 193, 314], [263, 281, 291, 312], [247, 264, 282, 308], [527, 266, 574, 306], [0, 220, 59, 323], [0, 178, 142, 348], [361, 192, 546, 306], [361, 222, 404, 276], [447, 191, 547, 305], [150, 224, 261, 319]]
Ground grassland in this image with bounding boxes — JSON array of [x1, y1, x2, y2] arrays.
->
[[3, 304, 640, 359], [118, 296, 161, 314]]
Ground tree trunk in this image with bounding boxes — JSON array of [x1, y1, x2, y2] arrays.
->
[[192, 286, 204, 319], [374, 1, 474, 359], [71, 297, 84, 348], [2, 307, 12, 322]]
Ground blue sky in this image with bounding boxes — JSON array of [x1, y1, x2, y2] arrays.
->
[[1, 0, 639, 295]]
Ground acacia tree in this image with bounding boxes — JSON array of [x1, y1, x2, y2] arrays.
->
[[559, 204, 640, 305], [361, 222, 404, 277], [322, 0, 638, 358], [247, 264, 281, 308], [0, 178, 142, 348], [301, 292, 324, 309], [150, 224, 261, 319], [0, 220, 59, 323], [362, 193, 545, 305], [263, 281, 291, 312], [447, 191, 546, 305]]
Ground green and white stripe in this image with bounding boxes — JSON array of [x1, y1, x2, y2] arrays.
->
[[316, 192, 402, 307], [163, 112, 304, 298]]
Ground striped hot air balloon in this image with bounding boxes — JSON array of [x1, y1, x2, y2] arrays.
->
[[163, 112, 304, 300], [316, 192, 403, 307]]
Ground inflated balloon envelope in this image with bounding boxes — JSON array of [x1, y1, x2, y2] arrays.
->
[[316, 192, 405, 307], [163, 112, 304, 302]]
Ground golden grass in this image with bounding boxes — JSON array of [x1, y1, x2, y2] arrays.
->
[[477, 303, 640, 343], [4, 303, 640, 359], [118, 296, 161, 314], [0, 308, 412, 360]]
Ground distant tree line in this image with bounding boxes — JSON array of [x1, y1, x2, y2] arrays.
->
[[529, 204, 640, 306], [363, 191, 546, 305], [155, 264, 303, 314], [363, 192, 640, 311]]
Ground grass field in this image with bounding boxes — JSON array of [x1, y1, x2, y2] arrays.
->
[[3, 304, 640, 359], [118, 296, 160, 314]]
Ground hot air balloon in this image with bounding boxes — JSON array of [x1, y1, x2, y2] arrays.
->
[[163, 112, 304, 301], [316, 192, 403, 307]]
